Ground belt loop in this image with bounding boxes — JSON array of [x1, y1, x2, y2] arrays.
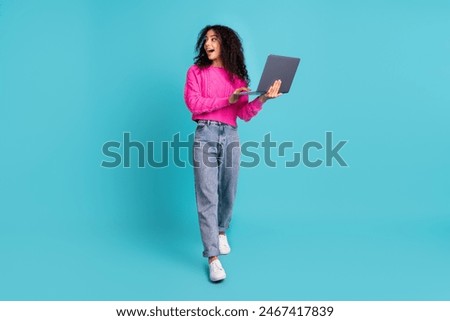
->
[[207, 120, 211, 126]]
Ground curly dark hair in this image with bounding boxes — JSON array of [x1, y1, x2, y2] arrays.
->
[[194, 25, 250, 85]]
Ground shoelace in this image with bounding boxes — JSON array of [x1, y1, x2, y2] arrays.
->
[[219, 236, 229, 246], [211, 261, 224, 272]]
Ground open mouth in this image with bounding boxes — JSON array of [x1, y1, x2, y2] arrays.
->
[[206, 49, 215, 54]]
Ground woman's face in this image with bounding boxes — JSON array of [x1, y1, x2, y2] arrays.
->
[[204, 29, 222, 67]]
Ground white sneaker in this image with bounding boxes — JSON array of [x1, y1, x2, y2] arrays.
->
[[209, 259, 226, 282], [219, 234, 231, 255]]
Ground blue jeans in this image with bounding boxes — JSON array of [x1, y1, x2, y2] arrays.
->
[[193, 120, 240, 257]]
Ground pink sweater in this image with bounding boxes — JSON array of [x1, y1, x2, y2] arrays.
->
[[184, 65, 263, 127]]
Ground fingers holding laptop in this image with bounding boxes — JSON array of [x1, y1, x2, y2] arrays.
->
[[229, 87, 250, 104], [259, 79, 282, 103], [266, 79, 282, 98]]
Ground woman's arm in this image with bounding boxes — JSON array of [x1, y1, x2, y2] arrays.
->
[[184, 66, 230, 115], [236, 79, 282, 121], [236, 95, 263, 122]]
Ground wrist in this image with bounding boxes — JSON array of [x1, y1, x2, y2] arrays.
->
[[258, 95, 268, 103], [229, 93, 239, 104]]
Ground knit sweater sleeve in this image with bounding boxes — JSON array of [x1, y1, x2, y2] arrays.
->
[[184, 65, 230, 115], [236, 95, 264, 122]]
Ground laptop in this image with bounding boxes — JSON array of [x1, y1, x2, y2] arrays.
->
[[239, 54, 301, 95]]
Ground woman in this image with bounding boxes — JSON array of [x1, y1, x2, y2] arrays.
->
[[184, 25, 281, 282]]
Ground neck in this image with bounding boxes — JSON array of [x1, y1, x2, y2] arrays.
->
[[211, 59, 223, 68]]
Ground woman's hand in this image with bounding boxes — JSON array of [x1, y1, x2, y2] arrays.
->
[[229, 87, 250, 104], [259, 79, 282, 103]]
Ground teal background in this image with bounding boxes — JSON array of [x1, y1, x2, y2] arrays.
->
[[1, 0, 449, 300]]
